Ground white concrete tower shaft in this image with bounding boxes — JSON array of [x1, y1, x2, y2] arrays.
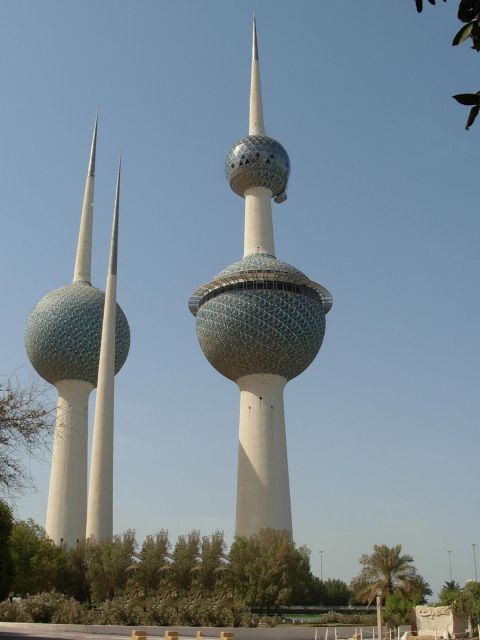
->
[[86, 160, 120, 541], [45, 116, 98, 547], [236, 374, 292, 536], [244, 16, 275, 257], [46, 379, 93, 546], [236, 19, 292, 537]]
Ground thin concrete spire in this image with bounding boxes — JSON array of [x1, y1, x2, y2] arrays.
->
[[109, 157, 120, 276], [86, 157, 121, 541], [73, 113, 98, 283], [249, 14, 265, 135]]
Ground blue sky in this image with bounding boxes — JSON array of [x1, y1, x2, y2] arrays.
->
[[1, 0, 479, 598]]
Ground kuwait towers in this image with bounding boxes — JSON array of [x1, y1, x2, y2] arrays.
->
[[189, 19, 332, 537], [24, 118, 130, 546]]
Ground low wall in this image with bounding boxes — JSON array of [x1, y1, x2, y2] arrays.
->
[[0, 623, 410, 640]]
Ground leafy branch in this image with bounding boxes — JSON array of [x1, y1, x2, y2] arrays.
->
[[415, 0, 480, 129]]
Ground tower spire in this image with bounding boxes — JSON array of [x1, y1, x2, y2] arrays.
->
[[86, 157, 121, 541], [73, 113, 98, 284], [249, 14, 265, 135]]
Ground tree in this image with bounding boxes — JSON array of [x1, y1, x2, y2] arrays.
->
[[350, 544, 431, 605], [63, 542, 90, 603], [0, 380, 52, 498], [228, 528, 313, 613], [453, 580, 480, 626], [415, 0, 447, 14], [322, 578, 351, 606], [85, 530, 137, 603], [438, 580, 461, 605], [9, 519, 67, 596], [415, 0, 480, 129], [134, 530, 171, 595], [194, 531, 227, 594], [167, 531, 200, 595], [0, 500, 14, 599], [383, 591, 423, 627]]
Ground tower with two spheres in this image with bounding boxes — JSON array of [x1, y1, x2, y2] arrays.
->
[[190, 19, 332, 536], [24, 119, 130, 546]]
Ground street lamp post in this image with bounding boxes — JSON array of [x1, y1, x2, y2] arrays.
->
[[473, 544, 478, 582], [448, 550, 453, 582], [319, 550, 324, 581]]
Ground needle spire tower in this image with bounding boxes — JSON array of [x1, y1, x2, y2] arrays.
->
[[190, 18, 332, 537]]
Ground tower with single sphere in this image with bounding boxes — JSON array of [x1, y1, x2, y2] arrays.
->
[[24, 118, 130, 546], [189, 19, 332, 537]]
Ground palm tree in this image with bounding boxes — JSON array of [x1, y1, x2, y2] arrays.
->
[[443, 580, 461, 591], [350, 544, 431, 604]]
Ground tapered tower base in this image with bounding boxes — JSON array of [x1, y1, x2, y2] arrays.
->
[[46, 379, 93, 546], [236, 373, 292, 537]]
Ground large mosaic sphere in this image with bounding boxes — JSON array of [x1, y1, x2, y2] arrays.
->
[[225, 135, 290, 199], [190, 254, 329, 382], [25, 282, 130, 386]]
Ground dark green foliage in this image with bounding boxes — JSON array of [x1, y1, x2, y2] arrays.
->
[[453, 92, 480, 105], [415, 0, 447, 14], [0, 501, 13, 600], [415, 0, 480, 128], [229, 528, 313, 613], [167, 530, 200, 595], [458, 0, 480, 22], [383, 591, 422, 627], [9, 520, 67, 596], [438, 580, 461, 606], [321, 578, 351, 606], [465, 105, 480, 128], [452, 22, 474, 44], [452, 580, 480, 626], [5, 522, 430, 628], [306, 577, 351, 606], [63, 542, 89, 603], [84, 530, 137, 603], [195, 531, 227, 594], [134, 530, 170, 595], [350, 544, 431, 605]]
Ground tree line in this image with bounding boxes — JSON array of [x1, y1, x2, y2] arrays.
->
[[0, 505, 439, 627]]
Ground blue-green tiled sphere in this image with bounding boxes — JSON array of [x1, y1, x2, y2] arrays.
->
[[25, 282, 130, 386], [216, 253, 305, 279], [194, 255, 325, 382], [225, 135, 289, 198]]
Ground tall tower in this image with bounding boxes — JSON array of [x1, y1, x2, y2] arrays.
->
[[189, 19, 332, 537], [86, 160, 122, 541], [24, 119, 130, 547]]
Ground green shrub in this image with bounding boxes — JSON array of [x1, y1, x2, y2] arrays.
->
[[86, 594, 146, 625], [0, 600, 19, 622], [51, 597, 86, 624], [17, 592, 66, 623]]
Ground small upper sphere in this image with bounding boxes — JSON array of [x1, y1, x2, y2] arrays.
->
[[225, 134, 289, 199], [25, 282, 130, 386]]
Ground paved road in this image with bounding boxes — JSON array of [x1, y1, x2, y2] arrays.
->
[[0, 631, 131, 640]]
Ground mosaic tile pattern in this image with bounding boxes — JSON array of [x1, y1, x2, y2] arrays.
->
[[25, 282, 130, 386], [189, 253, 332, 317], [216, 253, 305, 279], [225, 135, 289, 198], [196, 289, 325, 382]]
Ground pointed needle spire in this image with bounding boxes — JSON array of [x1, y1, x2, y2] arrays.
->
[[85, 155, 121, 542], [73, 113, 98, 283], [249, 14, 265, 135], [109, 156, 121, 276], [88, 110, 98, 177]]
